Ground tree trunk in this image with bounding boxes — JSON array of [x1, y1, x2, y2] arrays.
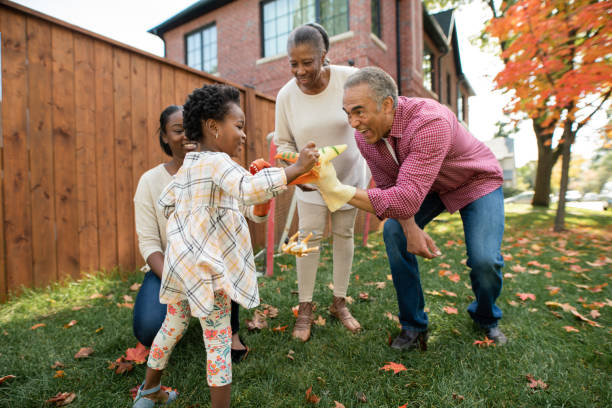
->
[[532, 120, 554, 207], [554, 124, 575, 232]]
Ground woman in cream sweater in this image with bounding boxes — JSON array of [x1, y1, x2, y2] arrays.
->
[[274, 23, 368, 342]]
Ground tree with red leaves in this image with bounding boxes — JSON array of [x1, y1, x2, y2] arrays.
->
[[487, 0, 611, 229]]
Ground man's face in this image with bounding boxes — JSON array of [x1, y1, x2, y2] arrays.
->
[[342, 83, 394, 144]]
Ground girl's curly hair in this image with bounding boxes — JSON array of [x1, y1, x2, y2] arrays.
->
[[183, 84, 241, 142]]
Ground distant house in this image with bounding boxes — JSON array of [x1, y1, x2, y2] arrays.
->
[[149, 0, 475, 123], [484, 138, 516, 188]]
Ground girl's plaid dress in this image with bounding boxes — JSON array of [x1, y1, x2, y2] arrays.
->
[[157, 151, 287, 317]]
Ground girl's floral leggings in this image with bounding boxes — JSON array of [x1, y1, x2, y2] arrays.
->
[[147, 291, 232, 387]]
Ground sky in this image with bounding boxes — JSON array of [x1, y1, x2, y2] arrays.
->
[[9, 0, 604, 167]]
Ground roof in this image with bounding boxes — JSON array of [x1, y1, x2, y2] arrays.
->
[[429, 8, 476, 96], [432, 9, 454, 39], [148, 0, 234, 37]]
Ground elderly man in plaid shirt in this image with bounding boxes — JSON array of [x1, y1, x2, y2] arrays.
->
[[317, 66, 507, 350]]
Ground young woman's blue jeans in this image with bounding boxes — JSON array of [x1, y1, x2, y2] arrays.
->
[[133, 271, 241, 346], [383, 187, 505, 332]]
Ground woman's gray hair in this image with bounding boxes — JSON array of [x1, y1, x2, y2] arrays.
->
[[344, 66, 398, 109]]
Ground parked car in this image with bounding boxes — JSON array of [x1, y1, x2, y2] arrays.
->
[[504, 191, 534, 204], [565, 190, 582, 201], [582, 192, 600, 202]]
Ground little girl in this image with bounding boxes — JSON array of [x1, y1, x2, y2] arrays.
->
[[133, 84, 319, 408]]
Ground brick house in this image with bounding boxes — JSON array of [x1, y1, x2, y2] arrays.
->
[[150, 0, 475, 125]]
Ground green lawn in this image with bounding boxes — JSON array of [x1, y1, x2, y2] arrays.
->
[[1, 205, 610, 407]]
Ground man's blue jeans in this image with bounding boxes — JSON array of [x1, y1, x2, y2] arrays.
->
[[383, 187, 504, 332], [133, 271, 241, 346]]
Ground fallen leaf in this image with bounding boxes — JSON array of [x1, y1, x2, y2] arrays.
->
[[334, 401, 346, 408], [452, 393, 465, 401], [438, 269, 452, 277], [51, 361, 64, 369], [95, 326, 104, 333], [379, 361, 407, 374], [386, 274, 392, 281], [562, 326, 579, 332], [89, 293, 104, 299], [54, 370, 65, 378], [587, 283, 608, 293], [516, 293, 536, 301], [441, 289, 457, 297], [511, 265, 526, 273], [108, 357, 134, 374], [71, 306, 84, 311], [473, 337, 495, 347], [439, 262, 451, 268], [448, 273, 461, 283], [74, 347, 93, 359], [261, 304, 279, 318], [385, 312, 400, 323], [570, 309, 602, 327], [123, 295, 133, 302], [0, 375, 16, 385], [355, 391, 367, 402], [313, 315, 326, 326], [45, 391, 76, 406], [582, 302, 605, 310], [30, 323, 46, 330], [545, 301, 575, 312], [525, 374, 548, 390], [425, 290, 443, 296], [272, 325, 288, 332], [246, 309, 268, 331], [305, 386, 320, 404], [63, 320, 77, 329], [589, 310, 601, 319], [546, 286, 560, 295], [125, 342, 149, 364], [545, 272, 552, 278], [292, 305, 299, 318], [328, 282, 334, 291], [359, 292, 370, 301], [345, 296, 354, 304], [129, 282, 142, 291], [507, 300, 519, 307], [443, 306, 458, 315], [287, 349, 295, 360], [452, 328, 461, 336], [117, 302, 134, 309]]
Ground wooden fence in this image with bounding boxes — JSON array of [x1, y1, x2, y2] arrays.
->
[[0, 1, 378, 301]]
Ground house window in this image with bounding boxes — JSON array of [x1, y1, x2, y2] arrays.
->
[[457, 87, 464, 122], [261, 0, 349, 57], [423, 46, 433, 91], [371, 0, 381, 38], [185, 24, 217, 73]]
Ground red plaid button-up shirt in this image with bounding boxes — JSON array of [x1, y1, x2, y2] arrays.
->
[[356, 96, 503, 220]]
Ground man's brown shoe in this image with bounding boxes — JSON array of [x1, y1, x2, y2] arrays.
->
[[292, 302, 314, 342], [329, 296, 361, 333]]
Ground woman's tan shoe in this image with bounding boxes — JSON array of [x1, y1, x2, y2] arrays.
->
[[292, 302, 314, 342], [329, 296, 361, 333]]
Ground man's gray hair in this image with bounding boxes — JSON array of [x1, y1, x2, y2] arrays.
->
[[344, 66, 398, 109]]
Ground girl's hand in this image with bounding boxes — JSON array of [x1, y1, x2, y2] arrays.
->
[[253, 201, 271, 216], [283, 142, 319, 185], [294, 142, 319, 173]]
